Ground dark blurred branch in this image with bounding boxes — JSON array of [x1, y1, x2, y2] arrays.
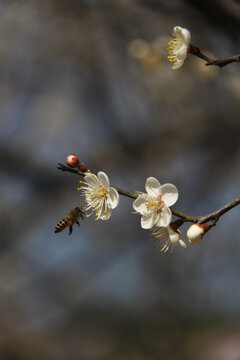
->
[[188, 44, 240, 68]]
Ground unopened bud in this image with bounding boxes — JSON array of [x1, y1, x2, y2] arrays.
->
[[77, 162, 87, 172], [187, 224, 208, 244], [66, 154, 79, 168]]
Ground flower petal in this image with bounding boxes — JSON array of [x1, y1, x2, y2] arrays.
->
[[99, 208, 112, 220], [84, 173, 100, 187], [181, 28, 191, 45], [172, 60, 184, 70], [160, 184, 178, 207], [108, 187, 120, 209], [141, 213, 156, 229], [175, 46, 188, 61], [169, 232, 180, 245], [156, 206, 172, 227], [145, 177, 161, 197], [133, 194, 148, 214], [179, 239, 187, 249], [97, 171, 110, 190], [173, 26, 191, 46]]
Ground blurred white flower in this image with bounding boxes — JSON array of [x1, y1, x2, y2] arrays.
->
[[152, 225, 187, 253], [187, 224, 205, 244], [79, 171, 119, 221], [133, 177, 178, 229], [168, 26, 191, 69]]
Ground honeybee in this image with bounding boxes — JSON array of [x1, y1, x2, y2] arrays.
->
[[54, 207, 85, 235]]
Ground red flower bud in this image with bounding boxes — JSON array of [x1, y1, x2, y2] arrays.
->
[[66, 154, 79, 168], [77, 162, 87, 172]]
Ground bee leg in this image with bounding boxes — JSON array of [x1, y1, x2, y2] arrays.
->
[[76, 220, 80, 227], [68, 226, 73, 235]]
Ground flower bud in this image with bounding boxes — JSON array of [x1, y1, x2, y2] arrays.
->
[[66, 154, 79, 168], [187, 224, 206, 244], [77, 162, 87, 172]]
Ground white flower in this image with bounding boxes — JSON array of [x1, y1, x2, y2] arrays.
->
[[79, 171, 119, 221], [168, 26, 191, 69], [152, 225, 187, 253], [187, 224, 204, 244], [133, 177, 178, 229]]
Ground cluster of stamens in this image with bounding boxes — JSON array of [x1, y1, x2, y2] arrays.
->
[[152, 227, 173, 253], [78, 177, 108, 220], [167, 34, 183, 66], [146, 196, 165, 214]]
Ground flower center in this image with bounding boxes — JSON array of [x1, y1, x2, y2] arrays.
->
[[146, 196, 165, 213], [95, 185, 107, 199], [167, 35, 183, 64]]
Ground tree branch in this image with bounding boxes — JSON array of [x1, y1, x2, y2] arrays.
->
[[199, 197, 240, 224], [57, 163, 240, 229], [188, 44, 240, 68]]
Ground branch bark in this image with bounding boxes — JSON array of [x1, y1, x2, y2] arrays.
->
[[188, 44, 240, 68]]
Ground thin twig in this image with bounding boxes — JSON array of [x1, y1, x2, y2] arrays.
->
[[188, 44, 240, 68], [57, 163, 240, 227], [57, 163, 199, 223], [199, 198, 240, 224]]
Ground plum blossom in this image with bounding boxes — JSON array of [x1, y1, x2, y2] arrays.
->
[[133, 177, 178, 229], [79, 171, 119, 221], [152, 225, 187, 253], [168, 26, 191, 69]]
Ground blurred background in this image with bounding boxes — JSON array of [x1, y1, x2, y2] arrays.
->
[[1, 0, 240, 359]]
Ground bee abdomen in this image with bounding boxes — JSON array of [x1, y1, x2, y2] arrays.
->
[[54, 218, 69, 233]]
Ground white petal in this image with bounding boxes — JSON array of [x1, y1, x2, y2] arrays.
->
[[173, 25, 182, 33], [99, 208, 112, 220], [84, 173, 100, 187], [156, 206, 172, 227], [96, 198, 111, 220], [173, 26, 191, 46], [179, 239, 187, 249], [97, 171, 110, 190], [160, 184, 178, 207], [172, 61, 184, 70], [141, 213, 156, 229], [175, 46, 188, 61], [107, 187, 120, 209], [133, 194, 149, 214], [169, 232, 180, 245], [181, 28, 191, 45], [145, 177, 161, 197]]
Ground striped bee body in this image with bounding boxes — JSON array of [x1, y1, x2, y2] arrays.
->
[[54, 207, 84, 235]]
